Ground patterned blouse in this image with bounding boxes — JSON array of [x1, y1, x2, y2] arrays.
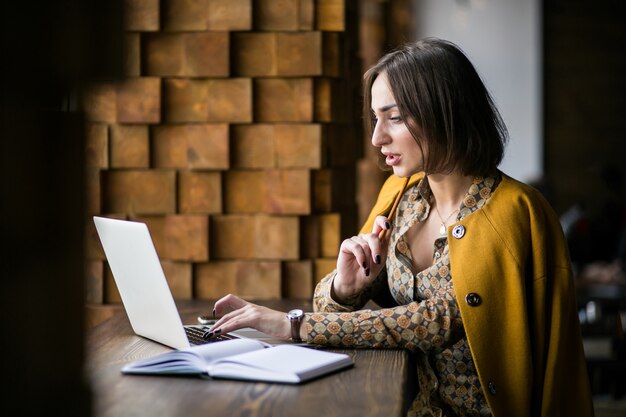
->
[[305, 174, 500, 417]]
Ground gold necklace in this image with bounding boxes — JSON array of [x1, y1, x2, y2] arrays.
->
[[434, 204, 459, 235]]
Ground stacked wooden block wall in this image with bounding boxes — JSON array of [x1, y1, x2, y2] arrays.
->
[[83, 0, 361, 325]]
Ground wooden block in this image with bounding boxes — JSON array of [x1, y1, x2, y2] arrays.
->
[[211, 215, 299, 259], [254, 215, 299, 259], [116, 77, 160, 123], [255, 0, 313, 31], [152, 124, 229, 169], [164, 215, 209, 261], [162, 0, 207, 31], [143, 34, 186, 76], [185, 32, 229, 77], [276, 32, 322, 76], [282, 260, 313, 299], [195, 261, 237, 296], [144, 33, 229, 77], [103, 170, 176, 215], [186, 123, 229, 169], [178, 171, 222, 214], [254, 78, 313, 122], [314, 78, 333, 122], [313, 169, 332, 212], [313, 258, 336, 285], [83, 83, 116, 123], [124, 33, 141, 77], [124, 0, 159, 31], [275, 124, 322, 168], [231, 124, 275, 169], [85, 168, 101, 216], [195, 261, 281, 300], [162, 261, 193, 300], [110, 125, 149, 168], [152, 125, 187, 168], [224, 170, 266, 213], [165, 79, 252, 123], [316, 0, 345, 31], [85, 123, 108, 168], [299, 0, 315, 29], [233, 33, 277, 76], [163, 78, 209, 122], [233, 261, 281, 299], [211, 215, 256, 259], [85, 260, 104, 304], [207, 0, 252, 31], [206, 79, 252, 123], [234, 32, 323, 77], [224, 169, 310, 214], [264, 169, 311, 214], [319, 213, 340, 257]]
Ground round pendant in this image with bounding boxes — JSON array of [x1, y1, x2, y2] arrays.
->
[[439, 223, 446, 235]]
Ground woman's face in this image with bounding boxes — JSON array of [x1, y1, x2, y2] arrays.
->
[[370, 72, 424, 177]]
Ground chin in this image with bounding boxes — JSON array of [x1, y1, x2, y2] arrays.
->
[[392, 165, 419, 178]]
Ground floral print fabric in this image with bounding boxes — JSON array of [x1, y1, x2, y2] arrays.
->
[[307, 175, 499, 417]]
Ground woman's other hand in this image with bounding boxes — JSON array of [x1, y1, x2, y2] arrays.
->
[[333, 215, 391, 303]]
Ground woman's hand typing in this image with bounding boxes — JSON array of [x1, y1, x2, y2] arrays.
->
[[209, 294, 297, 340]]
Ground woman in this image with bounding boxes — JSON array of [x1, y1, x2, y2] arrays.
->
[[209, 39, 593, 417]]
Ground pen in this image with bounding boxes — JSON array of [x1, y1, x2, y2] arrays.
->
[[378, 177, 410, 241]]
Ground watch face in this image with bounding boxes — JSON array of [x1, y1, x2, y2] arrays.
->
[[288, 308, 304, 319]]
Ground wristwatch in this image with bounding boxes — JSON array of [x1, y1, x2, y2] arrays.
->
[[286, 308, 304, 342]]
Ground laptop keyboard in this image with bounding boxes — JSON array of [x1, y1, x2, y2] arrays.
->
[[185, 326, 238, 345]]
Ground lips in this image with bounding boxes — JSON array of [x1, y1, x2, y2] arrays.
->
[[383, 152, 401, 166]]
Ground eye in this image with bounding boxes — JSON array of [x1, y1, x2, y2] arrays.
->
[[389, 116, 403, 123]]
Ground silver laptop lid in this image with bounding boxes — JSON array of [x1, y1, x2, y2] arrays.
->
[[93, 216, 191, 349]]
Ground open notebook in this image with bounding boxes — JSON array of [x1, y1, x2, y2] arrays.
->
[[93, 216, 284, 350]]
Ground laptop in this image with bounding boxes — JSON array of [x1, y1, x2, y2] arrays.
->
[[93, 216, 280, 350]]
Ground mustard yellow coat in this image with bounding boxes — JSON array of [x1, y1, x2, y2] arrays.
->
[[360, 172, 594, 417]]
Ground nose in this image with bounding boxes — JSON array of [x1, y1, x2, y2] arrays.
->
[[371, 120, 390, 148]]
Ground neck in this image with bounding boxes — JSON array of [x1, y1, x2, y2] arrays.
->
[[427, 172, 473, 214]]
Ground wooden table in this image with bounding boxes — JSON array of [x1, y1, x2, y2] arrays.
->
[[86, 300, 417, 417]]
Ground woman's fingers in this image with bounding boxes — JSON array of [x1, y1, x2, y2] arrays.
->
[[209, 300, 290, 339], [213, 293, 247, 317], [372, 215, 392, 236], [341, 236, 374, 275]]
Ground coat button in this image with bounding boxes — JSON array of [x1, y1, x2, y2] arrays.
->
[[451, 224, 465, 239], [487, 381, 497, 395], [465, 293, 481, 306]]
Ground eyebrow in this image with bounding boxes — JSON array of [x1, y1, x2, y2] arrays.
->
[[372, 103, 398, 113]]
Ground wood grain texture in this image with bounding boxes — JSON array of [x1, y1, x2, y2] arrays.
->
[[103, 170, 176, 215], [255, 78, 313, 122], [195, 261, 281, 299], [110, 125, 149, 168], [178, 171, 223, 214], [123, 0, 159, 31], [86, 303, 415, 417], [207, 0, 252, 30]]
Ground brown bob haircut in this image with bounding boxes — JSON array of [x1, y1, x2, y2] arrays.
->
[[363, 38, 508, 176]]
